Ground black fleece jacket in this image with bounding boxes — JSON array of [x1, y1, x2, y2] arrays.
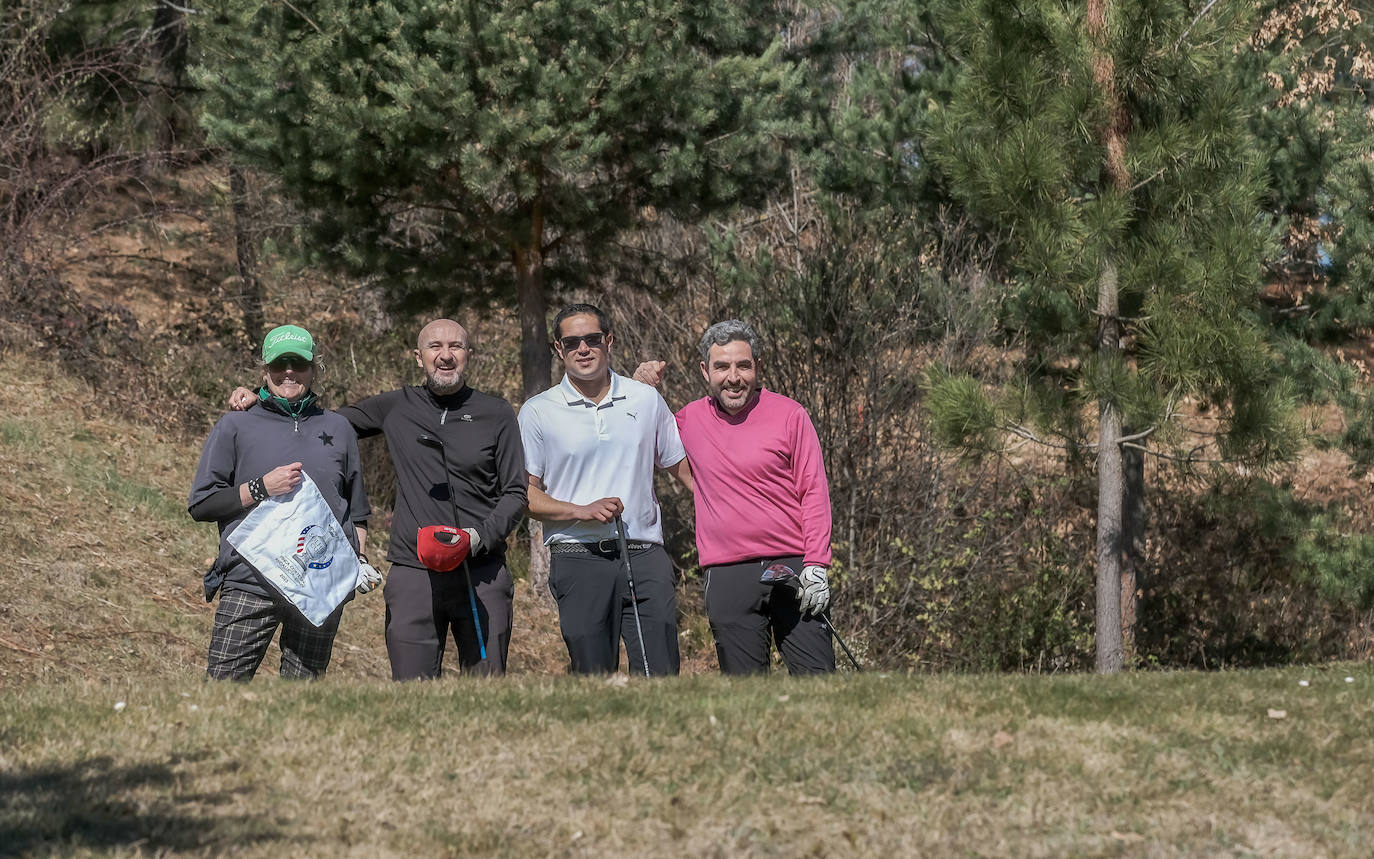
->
[[339, 385, 526, 567]]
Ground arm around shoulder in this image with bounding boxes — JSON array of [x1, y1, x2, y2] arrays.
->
[[337, 389, 400, 437]]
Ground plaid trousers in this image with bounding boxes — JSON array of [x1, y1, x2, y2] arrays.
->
[[207, 588, 342, 680]]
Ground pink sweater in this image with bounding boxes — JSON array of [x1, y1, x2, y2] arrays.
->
[[676, 388, 833, 567]]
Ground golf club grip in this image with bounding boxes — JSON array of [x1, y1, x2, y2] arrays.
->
[[613, 513, 630, 557]]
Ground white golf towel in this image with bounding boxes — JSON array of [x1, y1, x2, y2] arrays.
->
[[227, 472, 361, 626]]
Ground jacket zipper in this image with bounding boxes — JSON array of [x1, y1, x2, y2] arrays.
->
[[441, 408, 448, 426]]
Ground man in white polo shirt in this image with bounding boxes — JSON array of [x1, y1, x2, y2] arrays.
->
[[519, 303, 693, 675]]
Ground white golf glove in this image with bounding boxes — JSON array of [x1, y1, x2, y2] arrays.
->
[[462, 528, 481, 555], [356, 557, 384, 594], [798, 565, 830, 617]]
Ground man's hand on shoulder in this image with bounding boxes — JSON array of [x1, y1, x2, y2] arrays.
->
[[230, 386, 257, 411], [633, 361, 667, 387]]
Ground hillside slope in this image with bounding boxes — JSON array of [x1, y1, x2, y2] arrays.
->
[[0, 354, 600, 685], [0, 355, 384, 684]]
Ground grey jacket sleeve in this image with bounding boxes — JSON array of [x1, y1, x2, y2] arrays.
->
[[188, 417, 239, 522], [188, 486, 242, 522]]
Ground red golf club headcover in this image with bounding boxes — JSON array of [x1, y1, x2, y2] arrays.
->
[[417, 525, 470, 572]]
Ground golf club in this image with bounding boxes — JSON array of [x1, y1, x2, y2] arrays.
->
[[614, 513, 651, 678], [761, 563, 862, 671], [417, 433, 487, 662]]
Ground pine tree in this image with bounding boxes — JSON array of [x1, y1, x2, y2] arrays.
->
[[1242, 0, 1373, 334], [191, 0, 807, 399], [1240, 2, 1374, 467], [922, 0, 1299, 672]]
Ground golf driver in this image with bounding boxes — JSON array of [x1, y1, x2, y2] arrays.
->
[[761, 562, 862, 671], [417, 433, 487, 662], [614, 513, 651, 678]]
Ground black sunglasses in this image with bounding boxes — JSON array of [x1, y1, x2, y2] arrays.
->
[[558, 333, 606, 351], [268, 357, 313, 372]]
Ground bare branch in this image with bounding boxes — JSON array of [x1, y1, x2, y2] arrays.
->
[[1004, 423, 1093, 451], [1116, 426, 1157, 445], [1175, 0, 1220, 51], [1121, 442, 1227, 464], [277, 0, 324, 35], [155, 0, 202, 16]]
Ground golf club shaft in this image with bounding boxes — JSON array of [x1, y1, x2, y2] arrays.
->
[[615, 514, 650, 678], [461, 560, 486, 661], [821, 612, 861, 672], [431, 437, 487, 661]]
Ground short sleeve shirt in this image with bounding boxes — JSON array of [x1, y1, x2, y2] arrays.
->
[[519, 372, 686, 544]]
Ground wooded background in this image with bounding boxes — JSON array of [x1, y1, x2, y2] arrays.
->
[[4, 0, 1374, 673]]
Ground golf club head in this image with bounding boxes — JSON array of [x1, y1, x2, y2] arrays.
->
[[761, 563, 799, 587], [416, 433, 444, 450]]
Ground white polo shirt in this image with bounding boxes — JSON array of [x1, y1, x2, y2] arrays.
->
[[519, 371, 686, 545]]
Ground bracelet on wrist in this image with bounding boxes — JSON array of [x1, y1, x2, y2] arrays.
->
[[247, 477, 268, 503]]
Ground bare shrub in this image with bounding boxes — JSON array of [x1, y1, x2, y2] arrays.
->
[[0, 2, 151, 386]]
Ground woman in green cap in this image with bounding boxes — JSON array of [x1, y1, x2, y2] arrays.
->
[[187, 325, 381, 679]]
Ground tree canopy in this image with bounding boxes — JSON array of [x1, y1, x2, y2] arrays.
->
[[193, 0, 808, 395]]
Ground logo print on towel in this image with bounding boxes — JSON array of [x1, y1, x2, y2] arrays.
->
[[274, 521, 340, 585]]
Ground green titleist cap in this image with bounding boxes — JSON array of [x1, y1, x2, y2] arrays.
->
[[261, 325, 315, 364]]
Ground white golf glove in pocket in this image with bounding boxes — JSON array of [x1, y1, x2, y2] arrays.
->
[[798, 565, 830, 616]]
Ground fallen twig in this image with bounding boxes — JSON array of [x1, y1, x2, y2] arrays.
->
[[0, 635, 54, 658]]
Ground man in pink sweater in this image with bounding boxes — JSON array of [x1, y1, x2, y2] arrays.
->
[[642, 320, 836, 674]]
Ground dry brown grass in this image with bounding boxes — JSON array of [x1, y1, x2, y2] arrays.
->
[[3, 669, 1373, 856]]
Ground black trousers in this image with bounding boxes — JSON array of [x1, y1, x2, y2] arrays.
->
[[383, 558, 513, 680], [548, 544, 680, 676], [703, 556, 835, 675]]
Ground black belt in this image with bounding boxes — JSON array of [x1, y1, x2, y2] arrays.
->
[[548, 540, 655, 555]]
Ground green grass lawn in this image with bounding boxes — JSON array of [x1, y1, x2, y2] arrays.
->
[[3, 668, 1371, 857]]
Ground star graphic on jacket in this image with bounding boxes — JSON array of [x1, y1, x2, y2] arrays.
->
[[319, 431, 334, 446]]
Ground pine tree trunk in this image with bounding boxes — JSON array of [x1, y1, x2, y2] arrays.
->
[[1095, 261, 1125, 674], [514, 212, 553, 604], [151, 0, 187, 155], [1121, 438, 1145, 659], [1088, 0, 1129, 674], [229, 165, 265, 349]]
